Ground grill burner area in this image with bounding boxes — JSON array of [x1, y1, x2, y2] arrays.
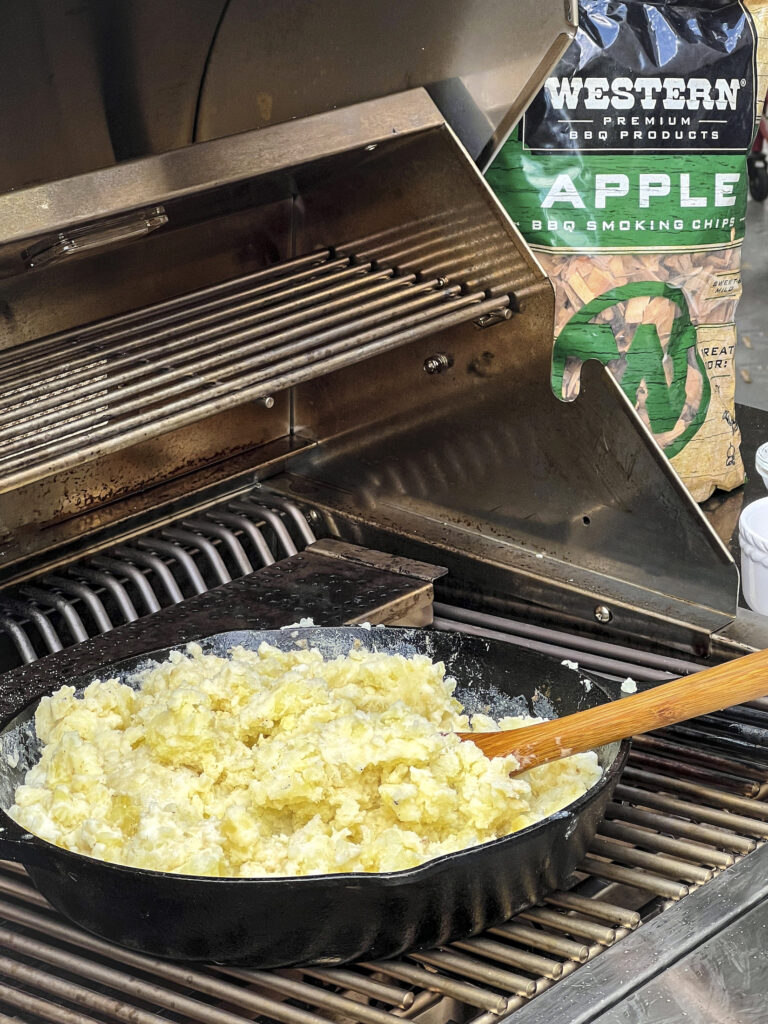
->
[[1, 706, 766, 1023], [1, 494, 767, 1020], [0, 497, 443, 669]]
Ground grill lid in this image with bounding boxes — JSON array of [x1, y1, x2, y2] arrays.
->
[[0, 0, 576, 195]]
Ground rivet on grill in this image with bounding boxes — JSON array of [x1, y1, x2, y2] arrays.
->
[[594, 604, 612, 623]]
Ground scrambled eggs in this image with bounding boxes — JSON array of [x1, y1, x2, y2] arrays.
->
[[9, 643, 602, 876]]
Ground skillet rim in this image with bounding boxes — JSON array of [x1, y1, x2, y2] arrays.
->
[[0, 625, 631, 885]]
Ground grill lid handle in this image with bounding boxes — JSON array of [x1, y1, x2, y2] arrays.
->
[[22, 206, 168, 269]]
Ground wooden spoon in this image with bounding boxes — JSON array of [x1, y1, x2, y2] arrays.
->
[[458, 648, 768, 773]]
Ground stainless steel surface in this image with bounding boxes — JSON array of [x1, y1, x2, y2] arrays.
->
[[449, 938, 563, 982], [614, 785, 766, 845], [715, 607, 768, 652], [598, 818, 734, 869], [0, 81, 739, 649], [620, 768, 768, 821], [0, 1, 224, 194], [587, 837, 712, 886], [491, 923, 589, 963], [630, 733, 768, 790], [274, 362, 738, 650], [0, 501, 447, 670], [0, 91, 439, 329], [0, 1, 575, 194], [0, 91, 500, 581], [544, 892, 640, 931], [432, 604, 703, 683], [589, 901, 768, 1024], [0, 434, 312, 587], [508, 844, 768, 1024], [581, 860, 687, 901], [199, 0, 576, 169], [0, 10, 763, 1016], [517, 910, 616, 947], [23, 206, 168, 268], [214, 967, 432, 1024], [0, 475, 733, 677], [607, 804, 744, 861], [7, 249, 338, 356], [413, 948, 542, 995]]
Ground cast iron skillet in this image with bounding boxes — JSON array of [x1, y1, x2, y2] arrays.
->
[[0, 626, 629, 967]]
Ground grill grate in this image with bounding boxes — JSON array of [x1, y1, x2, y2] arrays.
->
[[0, 861, 637, 1023], [1, 726, 766, 1024], [0, 251, 509, 493], [2, 491, 768, 1020], [1, 686, 768, 1021], [0, 496, 317, 668]]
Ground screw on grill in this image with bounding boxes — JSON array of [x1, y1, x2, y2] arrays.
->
[[423, 353, 452, 374]]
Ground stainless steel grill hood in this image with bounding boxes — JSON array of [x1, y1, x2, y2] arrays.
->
[[0, 86, 738, 654], [0, 0, 577, 193]]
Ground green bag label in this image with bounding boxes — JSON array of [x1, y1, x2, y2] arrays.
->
[[487, 149, 746, 250]]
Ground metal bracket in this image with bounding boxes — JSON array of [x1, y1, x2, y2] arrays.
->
[[474, 306, 513, 328]]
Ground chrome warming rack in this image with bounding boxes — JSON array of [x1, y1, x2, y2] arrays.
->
[[0, 251, 505, 493]]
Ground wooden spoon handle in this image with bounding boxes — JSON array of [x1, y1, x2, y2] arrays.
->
[[460, 647, 768, 770]]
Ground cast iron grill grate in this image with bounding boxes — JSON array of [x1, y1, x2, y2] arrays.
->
[[0, 250, 509, 493], [0, 496, 316, 668]]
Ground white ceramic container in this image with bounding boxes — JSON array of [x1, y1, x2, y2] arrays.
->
[[756, 442, 768, 490], [740, 496, 768, 615]]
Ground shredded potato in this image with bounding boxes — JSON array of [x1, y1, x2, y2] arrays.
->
[[9, 643, 602, 877]]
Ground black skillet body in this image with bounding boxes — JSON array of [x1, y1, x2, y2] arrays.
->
[[0, 627, 628, 967]]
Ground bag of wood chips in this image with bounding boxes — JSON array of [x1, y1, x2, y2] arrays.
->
[[487, 0, 768, 502]]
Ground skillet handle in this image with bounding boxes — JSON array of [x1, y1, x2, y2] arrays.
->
[[0, 812, 52, 870]]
